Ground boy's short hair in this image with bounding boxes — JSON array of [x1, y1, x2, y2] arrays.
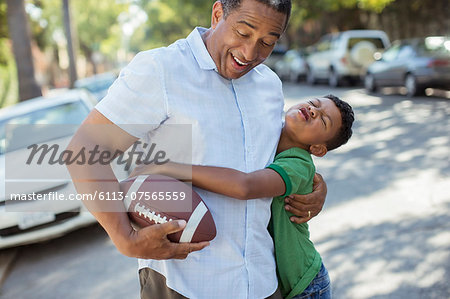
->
[[324, 94, 354, 151]]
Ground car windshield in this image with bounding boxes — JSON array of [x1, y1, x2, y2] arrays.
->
[[0, 100, 90, 154], [417, 37, 450, 56]]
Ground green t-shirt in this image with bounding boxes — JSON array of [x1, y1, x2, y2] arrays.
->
[[267, 147, 322, 299]]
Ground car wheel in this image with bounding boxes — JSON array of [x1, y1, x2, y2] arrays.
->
[[405, 74, 424, 97], [328, 69, 341, 87], [306, 68, 316, 85], [364, 73, 377, 93]]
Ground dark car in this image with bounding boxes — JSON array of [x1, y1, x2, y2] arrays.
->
[[364, 36, 450, 97]]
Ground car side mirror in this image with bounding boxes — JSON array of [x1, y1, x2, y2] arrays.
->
[[373, 52, 383, 61]]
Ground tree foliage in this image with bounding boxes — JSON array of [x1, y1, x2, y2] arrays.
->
[[129, 0, 397, 51], [26, 0, 129, 70], [130, 0, 212, 51]]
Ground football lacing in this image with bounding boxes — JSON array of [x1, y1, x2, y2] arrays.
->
[[134, 203, 173, 224]]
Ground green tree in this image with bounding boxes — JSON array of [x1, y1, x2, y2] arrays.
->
[[0, 0, 16, 107], [62, 0, 77, 87], [27, 0, 129, 82], [131, 0, 211, 51], [6, 0, 42, 102], [72, 0, 128, 73]]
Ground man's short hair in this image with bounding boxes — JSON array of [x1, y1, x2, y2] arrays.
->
[[219, 0, 292, 30], [324, 94, 355, 151]]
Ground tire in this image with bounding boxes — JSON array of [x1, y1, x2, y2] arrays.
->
[[328, 69, 341, 87], [306, 68, 316, 85], [405, 74, 424, 97], [364, 73, 377, 93]]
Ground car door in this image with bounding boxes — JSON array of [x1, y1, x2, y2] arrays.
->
[[389, 44, 416, 85], [307, 35, 333, 79], [372, 43, 402, 86]]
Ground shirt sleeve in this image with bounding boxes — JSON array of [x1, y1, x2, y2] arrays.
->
[[266, 154, 314, 197], [95, 51, 169, 139]]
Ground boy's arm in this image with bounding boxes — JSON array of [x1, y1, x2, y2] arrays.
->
[[131, 162, 286, 200]]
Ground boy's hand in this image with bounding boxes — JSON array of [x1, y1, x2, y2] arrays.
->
[[284, 173, 327, 224]]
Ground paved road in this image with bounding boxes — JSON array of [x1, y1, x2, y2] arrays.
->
[[0, 83, 449, 299]]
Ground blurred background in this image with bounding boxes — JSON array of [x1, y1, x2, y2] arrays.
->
[[0, 0, 449, 298], [0, 0, 448, 106]]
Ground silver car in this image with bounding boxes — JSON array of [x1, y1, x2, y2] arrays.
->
[[274, 49, 307, 82], [74, 72, 117, 102], [305, 30, 391, 87], [0, 90, 126, 249], [364, 36, 450, 97]]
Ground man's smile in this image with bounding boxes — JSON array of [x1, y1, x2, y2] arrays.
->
[[231, 53, 250, 66]]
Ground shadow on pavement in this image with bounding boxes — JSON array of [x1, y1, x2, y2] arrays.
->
[[315, 90, 449, 207], [316, 204, 450, 299]]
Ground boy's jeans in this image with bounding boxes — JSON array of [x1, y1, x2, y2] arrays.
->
[[291, 263, 331, 299]]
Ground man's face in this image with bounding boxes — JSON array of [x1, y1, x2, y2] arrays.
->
[[205, 0, 287, 79], [284, 98, 342, 149]]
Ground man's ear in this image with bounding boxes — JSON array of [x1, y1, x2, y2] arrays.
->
[[309, 144, 327, 157], [211, 1, 224, 29]]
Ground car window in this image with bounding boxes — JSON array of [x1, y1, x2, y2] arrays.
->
[[416, 37, 450, 56], [348, 38, 386, 50], [285, 51, 297, 61], [315, 35, 332, 52], [382, 43, 401, 62], [77, 77, 115, 93], [397, 45, 416, 59], [330, 34, 341, 49], [0, 100, 90, 154]]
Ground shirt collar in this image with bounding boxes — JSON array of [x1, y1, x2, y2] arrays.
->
[[187, 27, 217, 71]]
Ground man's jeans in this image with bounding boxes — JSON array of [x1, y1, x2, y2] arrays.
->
[[291, 263, 331, 299]]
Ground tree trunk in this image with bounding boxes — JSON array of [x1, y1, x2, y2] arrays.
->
[[6, 0, 41, 102], [62, 0, 77, 88]]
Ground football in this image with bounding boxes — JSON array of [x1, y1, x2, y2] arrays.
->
[[120, 174, 216, 243]]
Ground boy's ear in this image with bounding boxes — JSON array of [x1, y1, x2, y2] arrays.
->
[[309, 144, 327, 157], [211, 1, 224, 29]]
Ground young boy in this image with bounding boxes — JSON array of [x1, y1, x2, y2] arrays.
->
[[132, 94, 354, 299]]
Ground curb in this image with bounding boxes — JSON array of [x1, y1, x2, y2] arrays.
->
[[0, 248, 18, 289]]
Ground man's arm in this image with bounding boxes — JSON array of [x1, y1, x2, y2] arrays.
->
[[66, 109, 209, 259], [285, 173, 327, 223]]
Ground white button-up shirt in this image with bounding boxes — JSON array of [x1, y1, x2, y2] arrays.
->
[[96, 27, 284, 299]]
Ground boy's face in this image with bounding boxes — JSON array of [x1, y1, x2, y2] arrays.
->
[[284, 97, 342, 152]]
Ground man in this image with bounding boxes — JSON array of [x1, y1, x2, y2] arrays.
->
[[66, 0, 327, 298]]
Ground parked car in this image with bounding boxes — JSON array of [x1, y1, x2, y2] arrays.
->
[[364, 36, 450, 97], [264, 44, 288, 71], [74, 72, 117, 101], [274, 49, 307, 82], [0, 90, 127, 249], [305, 30, 391, 87]]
